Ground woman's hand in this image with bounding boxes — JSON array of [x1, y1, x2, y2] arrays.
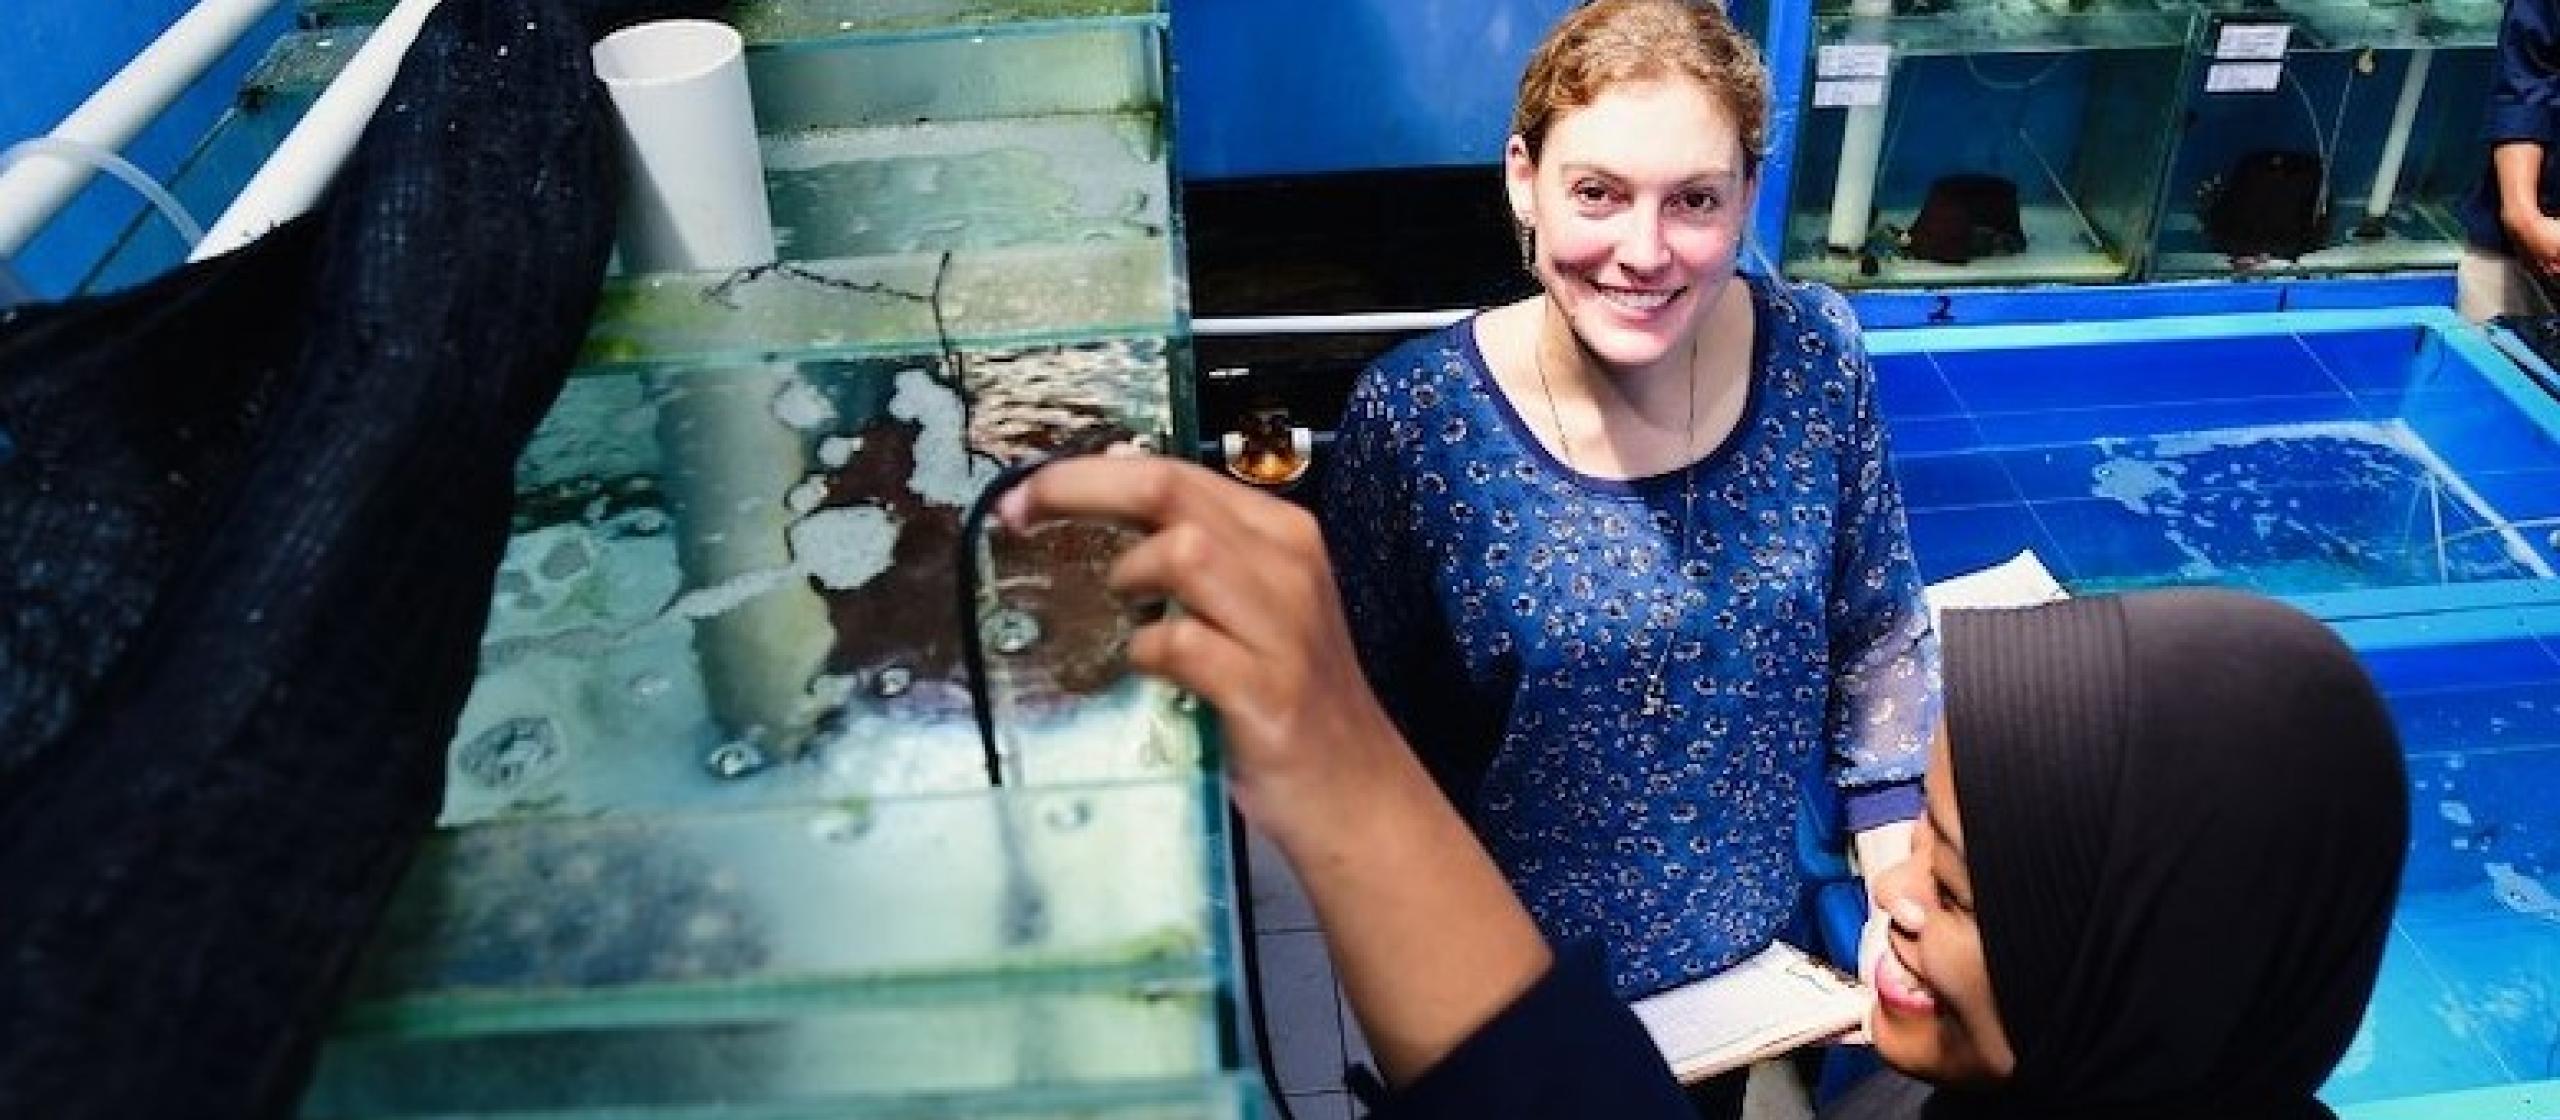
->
[[2506, 211, 2560, 275], [999, 453, 1554, 1085], [997, 454, 1409, 850]]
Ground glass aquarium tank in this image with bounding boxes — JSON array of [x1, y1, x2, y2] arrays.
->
[[2151, 0, 2499, 280], [115, 1, 1256, 1115], [1783, 0, 2194, 289]]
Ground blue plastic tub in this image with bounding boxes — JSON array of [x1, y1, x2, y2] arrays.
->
[[1870, 306, 2560, 1115]]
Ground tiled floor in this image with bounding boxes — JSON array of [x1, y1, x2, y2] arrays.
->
[[1241, 830, 1372, 1118], [1239, 830, 1816, 1120]]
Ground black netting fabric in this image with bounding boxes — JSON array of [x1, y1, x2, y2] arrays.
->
[[0, 0, 718, 1113]]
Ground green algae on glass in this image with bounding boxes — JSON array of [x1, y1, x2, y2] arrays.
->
[[746, 22, 1162, 128], [735, 0, 1160, 42], [293, 0, 395, 26], [334, 778, 1218, 1034], [763, 112, 1168, 261], [242, 27, 372, 102], [305, 987, 1223, 1114], [575, 240, 1179, 373]]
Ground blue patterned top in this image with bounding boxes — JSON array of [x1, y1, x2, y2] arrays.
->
[[1321, 275, 1940, 999]]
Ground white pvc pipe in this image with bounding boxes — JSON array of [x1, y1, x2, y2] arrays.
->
[[0, 0, 288, 258], [594, 21, 829, 761], [593, 20, 776, 274], [1825, 0, 1896, 253], [2365, 47, 2435, 222], [190, 0, 440, 260]]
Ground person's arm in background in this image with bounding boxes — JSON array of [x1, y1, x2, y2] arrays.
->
[[2490, 0, 2560, 271], [2496, 144, 2560, 272], [1001, 456, 1691, 1117], [1812, 288, 1939, 985]]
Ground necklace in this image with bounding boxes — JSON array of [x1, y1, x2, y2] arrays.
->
[[1528, 299, 1702, 721]]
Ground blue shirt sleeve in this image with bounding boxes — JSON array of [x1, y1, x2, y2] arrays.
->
[[1370, 942, 1695, 1120], [2461, 0, 2560, 246], [1806, 286, 1939, 833], [2487, 0, 2560, 147]]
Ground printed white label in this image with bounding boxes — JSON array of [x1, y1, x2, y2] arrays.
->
[[2205, 61, 2285, 93], [1813, 78, 1887, 108], [1817, 44, 1892, 79], [2215, 23, 2291, 60]]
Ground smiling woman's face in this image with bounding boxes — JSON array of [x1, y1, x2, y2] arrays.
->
[[1505, 76, 1752, 375], [1868, 726, 2019, 1087]]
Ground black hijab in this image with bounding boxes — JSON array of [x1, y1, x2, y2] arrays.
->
[[1896, 589, 2407, 1119]]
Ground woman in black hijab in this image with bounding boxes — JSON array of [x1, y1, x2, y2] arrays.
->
[[992, 455, 2409, 1120], [1836, 589, 2407, 1118]]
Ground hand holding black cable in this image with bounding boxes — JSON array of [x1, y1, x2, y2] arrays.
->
[[954, 436, 1134, 787], [990, 451, 1560, 1090], [976, 452, 1407, 849]]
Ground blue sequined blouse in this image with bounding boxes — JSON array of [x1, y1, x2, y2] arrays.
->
[[1321, 275, 1941, 999]]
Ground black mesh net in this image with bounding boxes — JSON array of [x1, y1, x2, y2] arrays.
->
[[0, 0, 719, 1112]]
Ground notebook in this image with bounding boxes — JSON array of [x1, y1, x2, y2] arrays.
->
[[1923, 548, 2069, 628], [1629, 940, 1867, 1084]]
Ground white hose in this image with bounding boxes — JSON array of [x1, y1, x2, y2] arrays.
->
[[0, 136, 204, 248], [0, 0, 287, 257]]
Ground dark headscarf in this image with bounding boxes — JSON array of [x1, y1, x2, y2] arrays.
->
[[1918, 588, 2408, 1119]]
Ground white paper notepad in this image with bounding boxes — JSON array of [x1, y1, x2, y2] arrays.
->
[[1924, 549, 2070, 629], [1629, 941, 1866, 1084]]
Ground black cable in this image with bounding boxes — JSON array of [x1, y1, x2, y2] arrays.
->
[[959, 445, 1305, 1115], [955, 456, 1052, 788], [1228, 801, 1302, 1120], [952, 432, 1137, 787]]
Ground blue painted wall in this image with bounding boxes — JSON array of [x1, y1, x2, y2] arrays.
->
[[1169, 0, 1576, 180], [2, 2, 293, 299], [1169, 0, 1777, 181]]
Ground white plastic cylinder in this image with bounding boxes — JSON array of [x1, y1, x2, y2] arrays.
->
[[595, 21, 829, 761], [1824, 0, 1897, 253], [2365, 47, 2435, 223], [592, 19, 776, 272]]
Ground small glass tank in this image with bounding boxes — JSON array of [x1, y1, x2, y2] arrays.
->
[[220, 1, 1252, 1115], [2151, 0, 2499, 280], [1783, 0, 2195, 288]]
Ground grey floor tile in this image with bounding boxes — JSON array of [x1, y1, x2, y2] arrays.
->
[[1277, 1091, 1354, 1120], [1258, 930, 1349, 1094], [1245, 828, 1319, 933], [1745, 1058, 1816, 1120]]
